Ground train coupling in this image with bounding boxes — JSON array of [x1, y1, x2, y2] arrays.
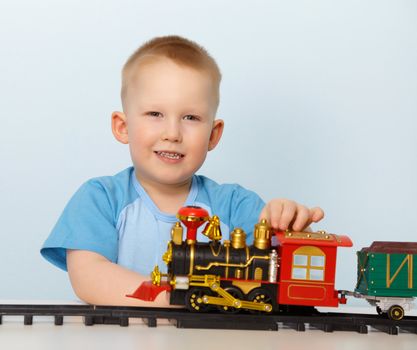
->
[[338, 290, 350, 304]]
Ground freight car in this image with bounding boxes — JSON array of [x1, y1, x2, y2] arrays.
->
[[129, 206, 416, 320], [346, 242, 417, 320]]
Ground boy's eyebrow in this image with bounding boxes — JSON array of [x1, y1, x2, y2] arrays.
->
[[141, 106, 163, 111], [139, 104, 211, 114]]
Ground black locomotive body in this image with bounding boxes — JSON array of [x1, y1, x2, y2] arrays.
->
[[167, 239, 274, 306]]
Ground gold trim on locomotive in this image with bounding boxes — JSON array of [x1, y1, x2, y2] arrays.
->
[[194, 255, 270, 271]]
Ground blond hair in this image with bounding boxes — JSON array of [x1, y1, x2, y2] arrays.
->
[[121, 35, 221, 110]]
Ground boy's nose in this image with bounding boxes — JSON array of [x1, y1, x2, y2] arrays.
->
[[161, 119, 182, 142]]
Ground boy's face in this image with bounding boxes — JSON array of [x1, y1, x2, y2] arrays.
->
[[112, 58, 223, 188]]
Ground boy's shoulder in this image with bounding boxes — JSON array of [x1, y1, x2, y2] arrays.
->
[[84, 166, 134, 189], [72, 167, 138, 214], [81, 167, 136, 197], [195, 174, 264, 207], [194, 175, 265, 235], [195, 174, 258, 195]]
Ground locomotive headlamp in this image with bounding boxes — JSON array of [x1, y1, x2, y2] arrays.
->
[[171, 222, 183, 245]]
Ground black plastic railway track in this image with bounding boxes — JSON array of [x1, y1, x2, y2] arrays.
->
[[1, 304, 417, 335]]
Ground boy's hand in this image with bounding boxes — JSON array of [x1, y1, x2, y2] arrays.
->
[[259, 199, 324, 231]]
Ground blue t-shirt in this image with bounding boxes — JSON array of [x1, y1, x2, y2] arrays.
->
[[41, 167, 265, 275]]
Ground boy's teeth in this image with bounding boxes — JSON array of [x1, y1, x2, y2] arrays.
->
[[158, 151, 182, 160]]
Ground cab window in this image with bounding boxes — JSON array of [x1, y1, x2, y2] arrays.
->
[[291, 246, 325, 281]]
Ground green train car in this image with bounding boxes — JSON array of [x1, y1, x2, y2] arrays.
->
[[354, 241, 417, 320]]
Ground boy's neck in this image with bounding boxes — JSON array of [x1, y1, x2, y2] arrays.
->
[[135, 172, 192, 215]]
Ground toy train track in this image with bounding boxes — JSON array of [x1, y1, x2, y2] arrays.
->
[[1, 304, 417, 335]]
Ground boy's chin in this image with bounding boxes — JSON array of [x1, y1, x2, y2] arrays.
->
[[134, 166, 197, 188], [151, 169, 197, 186], [158, 176, 193, 187]]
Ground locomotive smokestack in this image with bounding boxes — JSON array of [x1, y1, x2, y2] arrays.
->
[[177, 206, 209, 244]]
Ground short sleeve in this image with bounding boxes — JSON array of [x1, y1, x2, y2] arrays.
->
[[40, 180, 119, 271]]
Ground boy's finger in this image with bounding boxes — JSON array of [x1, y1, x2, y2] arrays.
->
[[292, 206, 310, 231], [270, 202, 284, 229], [310, 207, 325, 222], [258, 205, 269, 222], [277, 202, 296, 230], [262, 201, 284, 229]]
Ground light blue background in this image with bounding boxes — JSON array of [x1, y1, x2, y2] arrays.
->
[[0, 0, 416, 303]]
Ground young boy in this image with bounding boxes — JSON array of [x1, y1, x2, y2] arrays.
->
[[41, 36, 324, 307]]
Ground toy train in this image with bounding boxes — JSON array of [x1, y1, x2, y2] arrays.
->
[[128, 206, 417, 321]]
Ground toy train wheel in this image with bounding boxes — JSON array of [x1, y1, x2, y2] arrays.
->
[[185, 287, 212, 313], [247, 288, 274, 314], [218, 287, 244, 314], [388, 305, 404, 321]]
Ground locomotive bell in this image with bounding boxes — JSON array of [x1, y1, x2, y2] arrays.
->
[[202, 215, 222, 241], [253, 219, 271, 250], [177, 206, 209, 243], [230, 228, 246, 249]]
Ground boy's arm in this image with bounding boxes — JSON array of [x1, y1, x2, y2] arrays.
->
[[66, 249, 171, 307]]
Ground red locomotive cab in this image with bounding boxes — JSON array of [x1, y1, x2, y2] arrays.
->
[[275, 230, 352, 308]]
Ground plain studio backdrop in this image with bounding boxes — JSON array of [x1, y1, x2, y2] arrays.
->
[[0, 1, 416, 303]]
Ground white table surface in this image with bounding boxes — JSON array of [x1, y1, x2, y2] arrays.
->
[[0, 302, 416, 350]]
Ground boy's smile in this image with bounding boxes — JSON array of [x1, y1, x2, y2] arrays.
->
[[112, 57, 224, 192], [154, 151, 184, 162]]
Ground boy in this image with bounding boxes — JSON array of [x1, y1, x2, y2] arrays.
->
[[41, 36, 324, 307]]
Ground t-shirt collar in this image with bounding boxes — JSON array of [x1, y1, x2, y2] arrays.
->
[[131, 169, 199, 222]]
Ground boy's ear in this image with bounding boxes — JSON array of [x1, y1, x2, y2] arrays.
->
[[111, 111, 129, 144], [208, 119, 224, 151]]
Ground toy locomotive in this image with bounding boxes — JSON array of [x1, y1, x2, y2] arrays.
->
[[129, 206, 417, 320]]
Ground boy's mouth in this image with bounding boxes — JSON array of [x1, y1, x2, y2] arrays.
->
[[154, 151, 185, 160]]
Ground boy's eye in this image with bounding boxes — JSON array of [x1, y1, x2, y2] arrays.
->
[[183, 115, 199, 121], [147, 111, 162, 117]]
